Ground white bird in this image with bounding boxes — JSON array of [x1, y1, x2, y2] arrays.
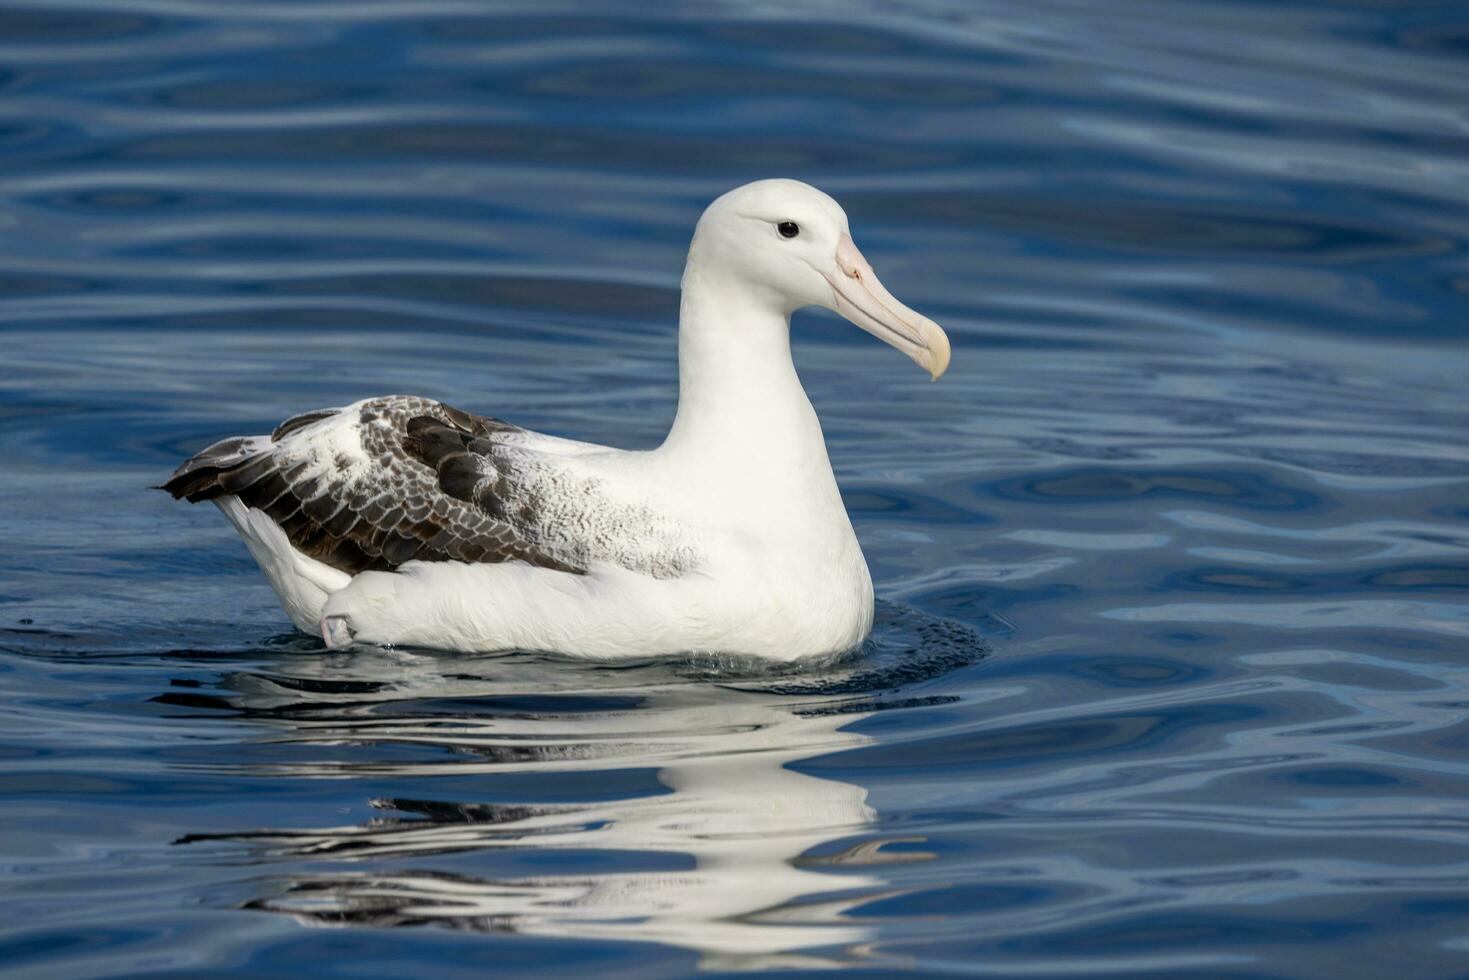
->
[[163, 179, 950, 660]]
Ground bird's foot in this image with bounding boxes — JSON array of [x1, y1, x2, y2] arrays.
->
[[320, 614, 356, 650]]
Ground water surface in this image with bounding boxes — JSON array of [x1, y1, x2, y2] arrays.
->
[[3, 1, 1469, 976]]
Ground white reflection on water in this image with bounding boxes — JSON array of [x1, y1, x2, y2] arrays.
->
[[184, 649, 915, 969]]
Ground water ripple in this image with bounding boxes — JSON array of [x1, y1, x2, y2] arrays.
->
[[4, 0, 1469, 976]]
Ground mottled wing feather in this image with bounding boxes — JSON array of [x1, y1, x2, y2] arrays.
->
[[163, 396, 585, 576]]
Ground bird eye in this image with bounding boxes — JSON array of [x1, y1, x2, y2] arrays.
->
[[777, 221, 800, 239]]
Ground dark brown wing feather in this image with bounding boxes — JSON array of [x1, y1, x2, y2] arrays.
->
[[162, 396, 584, 576]]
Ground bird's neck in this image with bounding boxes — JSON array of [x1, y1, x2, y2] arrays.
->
[[659, 265, 833, 485]]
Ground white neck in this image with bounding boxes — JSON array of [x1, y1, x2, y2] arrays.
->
[[649, 247, 871, 640], [658, 262, 831, 488]]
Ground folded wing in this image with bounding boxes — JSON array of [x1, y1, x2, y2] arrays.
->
[[163, 395, 585, 576]]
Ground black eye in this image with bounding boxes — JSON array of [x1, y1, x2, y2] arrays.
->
[[777, 221, 800, 239]]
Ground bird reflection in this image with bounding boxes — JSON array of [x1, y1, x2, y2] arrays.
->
[[170, 637, 967, 970]]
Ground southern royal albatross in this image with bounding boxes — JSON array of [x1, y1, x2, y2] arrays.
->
[[163, 179, 950, 659]]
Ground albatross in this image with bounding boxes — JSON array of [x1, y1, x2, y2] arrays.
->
[[163, 179, 950, 660]]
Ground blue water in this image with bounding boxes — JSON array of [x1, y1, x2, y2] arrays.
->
[[3, 1, 1468, 976]]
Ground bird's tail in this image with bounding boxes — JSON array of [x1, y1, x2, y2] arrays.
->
[[158, 435, 271, 501]]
